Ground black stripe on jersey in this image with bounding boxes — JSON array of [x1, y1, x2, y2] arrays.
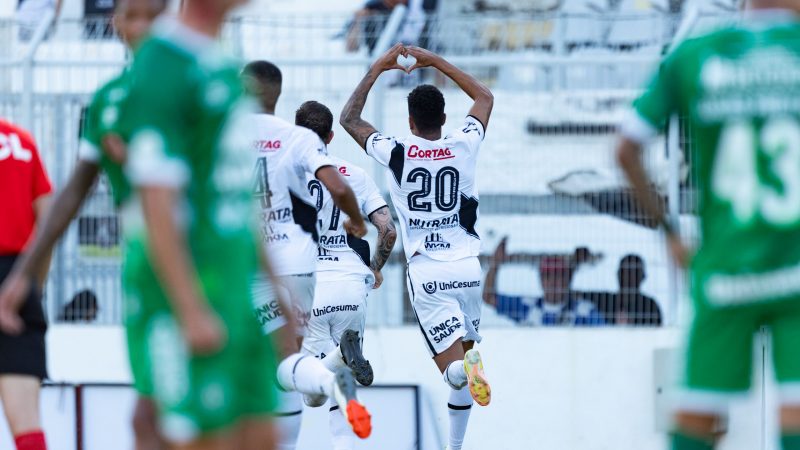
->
[[290, 192, 319, 242], [406, 267, 438, 356], [458, 193, 480, 239], [388, 142, 406, 186], [466, 114, 486, 140], [448, 403, 473, 411], [274, 410, 303, 417], [330, 405, 340, 412], [346, 234, 371, 267]]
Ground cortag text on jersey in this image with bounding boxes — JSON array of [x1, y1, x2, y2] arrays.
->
[[407, 145, 455, 161]]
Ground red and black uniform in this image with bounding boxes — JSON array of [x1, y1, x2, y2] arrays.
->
[[0, 118, 52, 379]]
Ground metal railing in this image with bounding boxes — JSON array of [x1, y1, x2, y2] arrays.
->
[[0, 8, 735, 327]]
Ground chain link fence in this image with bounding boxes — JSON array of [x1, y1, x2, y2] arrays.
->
[[0, 7, 734, 327]]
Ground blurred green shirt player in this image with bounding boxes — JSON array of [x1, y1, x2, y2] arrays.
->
[[0, 0, 168, 448], [617, 2, 800, 449], [116, 5, 279, 447]]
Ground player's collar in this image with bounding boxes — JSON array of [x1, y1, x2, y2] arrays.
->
[[152, 15, 216, 55]]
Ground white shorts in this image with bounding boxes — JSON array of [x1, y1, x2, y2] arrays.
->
[[303, 277, 370, 358], [405, 255, 483, 357], [251, 272, 316, 337]]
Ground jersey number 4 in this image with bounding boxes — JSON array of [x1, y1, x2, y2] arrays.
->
[[253, 157, 273, 209], [407, 166, 460, 212], [713, 116, 800, 226]]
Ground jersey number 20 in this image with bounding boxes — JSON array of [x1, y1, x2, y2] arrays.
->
[[713, 116, 800, 226], [407, 166, 460, 212]]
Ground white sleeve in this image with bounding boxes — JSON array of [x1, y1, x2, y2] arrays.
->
[[295, 129, 334, 176], [126, 128, 190, 188], [365, 132, 400, 167], [77, 138, 101, 164], [450, 116, 485, 155], [620, 109, 659, 145], [357, 171, 388, 217]]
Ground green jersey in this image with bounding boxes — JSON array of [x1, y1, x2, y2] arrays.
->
[[78, 70, 132, 206], [120, 23, 259, 307], [628, 13, 800, 305], [117, 20, 276, 431]]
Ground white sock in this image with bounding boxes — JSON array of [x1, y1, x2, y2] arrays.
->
[[329, 401, 356, 450], [275, 389, 303, 450], [277, 353, 336, 397], [447, 387, 473, 450], [321, 345, 348, 372], [444, 359, 468, 389]]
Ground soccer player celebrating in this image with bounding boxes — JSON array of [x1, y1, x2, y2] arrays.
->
[[241, 62, 373, 448], [0, 118, 53, 450], [0, 1, 165, 448], [341, 44, 494, 450], [616, 1, 800, 449], [113, 0, 287, 448], [296, 100, 397, 450]]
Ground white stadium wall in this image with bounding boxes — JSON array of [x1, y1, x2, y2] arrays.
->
[[0, 326, 781, 450]]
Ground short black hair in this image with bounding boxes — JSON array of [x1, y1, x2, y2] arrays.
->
[[407, 84, 445, 133], [620, 254, 644, 272], [242, 60, 282, 88], [296, 101, 333, 142]]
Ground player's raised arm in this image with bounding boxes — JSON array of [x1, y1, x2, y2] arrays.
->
[[367, 206, 397, 289], [340, 43, 407, 149], [406, 46, 494, 132]]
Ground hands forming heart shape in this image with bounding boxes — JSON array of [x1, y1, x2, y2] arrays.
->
[[373, 43, 441, 74]]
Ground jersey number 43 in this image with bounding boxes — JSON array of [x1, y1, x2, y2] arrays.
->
[[713, 116, 800, 226]]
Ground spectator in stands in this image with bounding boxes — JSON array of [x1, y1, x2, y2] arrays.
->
[[482, 237, 605, 326], [57, 290, 99, 323], [585, 255, 662, 326], [345, 0, 437, 54]]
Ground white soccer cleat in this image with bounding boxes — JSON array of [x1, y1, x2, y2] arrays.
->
[[332, 368, 372, 439], [464, 349, 491, 406]]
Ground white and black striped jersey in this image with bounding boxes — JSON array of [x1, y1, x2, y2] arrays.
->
[[308, 156, 387, 284], [365, 116, 484, 262], [250, 113, 333, 276]]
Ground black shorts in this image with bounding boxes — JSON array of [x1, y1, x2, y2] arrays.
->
[[0, 255, 47, 379]]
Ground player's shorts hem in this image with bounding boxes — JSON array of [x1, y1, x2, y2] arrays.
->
[[132, 382, 154, 397], [676, 388, 747, 415]]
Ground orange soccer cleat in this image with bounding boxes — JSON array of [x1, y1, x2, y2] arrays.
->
[[332, 368, 373, 438]]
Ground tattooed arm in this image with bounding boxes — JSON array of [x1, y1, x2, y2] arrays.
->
[[367, 206, 397, 289], [340, 43, 407, 150]]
